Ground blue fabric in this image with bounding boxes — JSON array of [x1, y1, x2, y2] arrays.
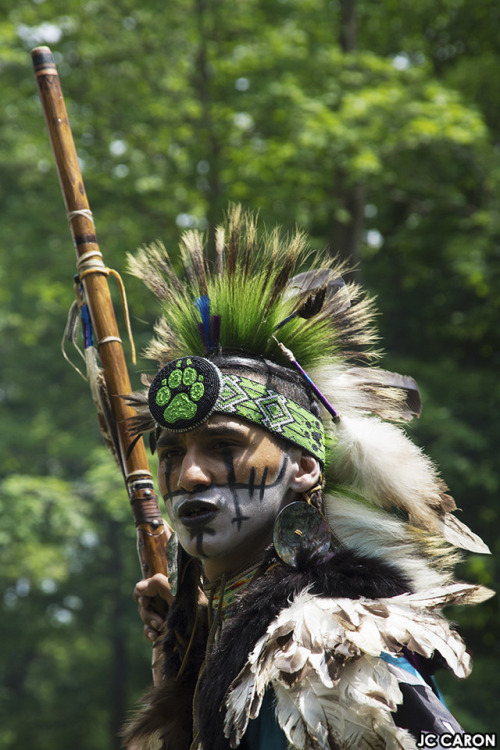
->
[[381, 652, 423, 681], [240, 691, 288, 750]]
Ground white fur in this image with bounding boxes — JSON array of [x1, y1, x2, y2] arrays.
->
[[322, 416, 490, 555], [324, 494, 451, 590], [329, 416, 449, 522]]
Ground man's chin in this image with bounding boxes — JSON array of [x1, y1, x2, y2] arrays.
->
[[177, 534, 229, 561]]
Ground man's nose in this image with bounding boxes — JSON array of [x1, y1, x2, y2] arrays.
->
[[177, 449, 212, 492]]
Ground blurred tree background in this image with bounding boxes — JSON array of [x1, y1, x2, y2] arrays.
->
[[0, 0, 498, 746]]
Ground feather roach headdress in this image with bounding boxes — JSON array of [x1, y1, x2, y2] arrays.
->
[[126, 205, 489, 563]]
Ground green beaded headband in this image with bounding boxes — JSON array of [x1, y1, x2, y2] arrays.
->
[[148, 356, 325, 463]]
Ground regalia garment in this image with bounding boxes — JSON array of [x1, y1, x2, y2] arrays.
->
[[124, 498, 489, 750], [122, 206, 492, 750]]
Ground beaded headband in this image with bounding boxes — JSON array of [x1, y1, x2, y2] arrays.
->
[[148, 356, 325, 463]]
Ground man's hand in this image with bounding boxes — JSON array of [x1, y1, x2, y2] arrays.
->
[[134, 573, 173, 643]]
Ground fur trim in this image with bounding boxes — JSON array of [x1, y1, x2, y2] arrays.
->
[[324, 416, 490, 554], [324, 494, 460, 591]]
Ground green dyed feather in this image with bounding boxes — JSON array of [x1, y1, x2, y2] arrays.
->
[[128, 206, 379, 369]]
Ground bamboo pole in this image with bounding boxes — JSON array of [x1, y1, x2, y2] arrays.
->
[[31, 46, 169, 584]]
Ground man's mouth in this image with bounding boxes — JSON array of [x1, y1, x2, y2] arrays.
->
[[177, 499, 220, 526]]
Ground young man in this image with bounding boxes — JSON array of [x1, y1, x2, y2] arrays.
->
[[123, 207, 491, 750]]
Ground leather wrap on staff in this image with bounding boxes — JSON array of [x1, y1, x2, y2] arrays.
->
[[31, 46, 169, 584]]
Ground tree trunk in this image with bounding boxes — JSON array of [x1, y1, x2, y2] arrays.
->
[[329, 176, 365, 275], [193, 0, 223, 259], [328, 0, 365, 280], [340, 0, 357, 53]]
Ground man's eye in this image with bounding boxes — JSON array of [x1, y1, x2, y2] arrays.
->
[[212, 440, 237, 450], [160, 449, 183, 462]]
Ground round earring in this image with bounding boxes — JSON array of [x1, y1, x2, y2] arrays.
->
[[273, 501, 334, 568]]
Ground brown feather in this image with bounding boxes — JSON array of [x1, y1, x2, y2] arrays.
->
[[226, 203, 242, 277]]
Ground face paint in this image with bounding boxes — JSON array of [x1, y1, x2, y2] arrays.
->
[[157, 415, 302, 577]]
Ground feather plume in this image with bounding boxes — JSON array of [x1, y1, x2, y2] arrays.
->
[[323, 415, 489, 553], [344, 367, 421, 419], [308, 363, 419, 423], [84, 346, 123, 471], [284, 269, 349, 307], [127, 207, 379, 369]]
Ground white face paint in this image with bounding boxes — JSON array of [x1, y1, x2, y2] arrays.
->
[[157, 415, 304, 578]]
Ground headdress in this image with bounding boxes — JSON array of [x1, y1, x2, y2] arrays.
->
[[126, 205, 489, 579]]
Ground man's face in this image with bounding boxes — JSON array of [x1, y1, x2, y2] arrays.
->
[[157, 415, 302, 577]]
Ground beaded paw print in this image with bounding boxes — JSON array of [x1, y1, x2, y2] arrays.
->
[[155, 358, 205, 425]]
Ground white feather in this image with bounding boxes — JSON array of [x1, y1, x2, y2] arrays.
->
[[438, 513, 490, 554], [309, 363, 415, 422], [224, 584, 494, 748]]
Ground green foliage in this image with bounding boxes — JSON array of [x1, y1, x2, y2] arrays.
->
[[1, 0, 499, 745]]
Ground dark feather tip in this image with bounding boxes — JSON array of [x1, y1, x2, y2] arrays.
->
[[297, 285, 327, 318]]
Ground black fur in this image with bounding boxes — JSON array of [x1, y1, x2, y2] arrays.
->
[[122, 554, 208, 750], [197, 547, 411, 750]]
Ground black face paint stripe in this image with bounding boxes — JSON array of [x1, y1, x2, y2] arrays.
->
[[196, 533, 205, 557], [259, 466, 269, 501], [188, 526, 215, 558], [165, 455, 290, 501], [248, 467, 256, 498], [223, 451, 236, 484], [275, 455, 288, 484], [164, 461, 173, 500], [223, 451, 247, 531]]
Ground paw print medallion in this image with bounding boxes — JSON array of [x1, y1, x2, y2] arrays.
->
[[148, 356, 222, 432]]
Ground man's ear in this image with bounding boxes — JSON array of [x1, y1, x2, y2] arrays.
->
[[289, 452, 321, 493]]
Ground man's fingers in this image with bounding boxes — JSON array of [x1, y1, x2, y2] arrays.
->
[[134, 573, 173, 642], [134, 572, 173, 605], [144, 623, 161, 642]]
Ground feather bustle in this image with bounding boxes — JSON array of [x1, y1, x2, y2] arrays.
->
[[224, 584, 493, 749]]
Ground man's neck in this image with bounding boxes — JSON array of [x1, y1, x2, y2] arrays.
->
[[202, 551, 266, 583]]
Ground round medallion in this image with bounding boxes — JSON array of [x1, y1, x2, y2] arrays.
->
[[273, 501, 333, 568], [148, 356, 222, 432]]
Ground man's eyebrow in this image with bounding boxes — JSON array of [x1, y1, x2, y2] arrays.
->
[[156, 432, 180, 449], [197, 423, 247, 438]]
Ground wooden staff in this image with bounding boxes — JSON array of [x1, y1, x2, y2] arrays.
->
[[31, 47, 169, 588]]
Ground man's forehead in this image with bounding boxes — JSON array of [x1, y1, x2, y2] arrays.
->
[[156, 414, 265, 447]]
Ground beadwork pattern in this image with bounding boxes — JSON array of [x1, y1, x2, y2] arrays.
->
[[148, 356, 325, 461], [215, 374, 325, 462]]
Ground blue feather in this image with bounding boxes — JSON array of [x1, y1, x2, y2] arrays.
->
[[195, 295, 211, 350]]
